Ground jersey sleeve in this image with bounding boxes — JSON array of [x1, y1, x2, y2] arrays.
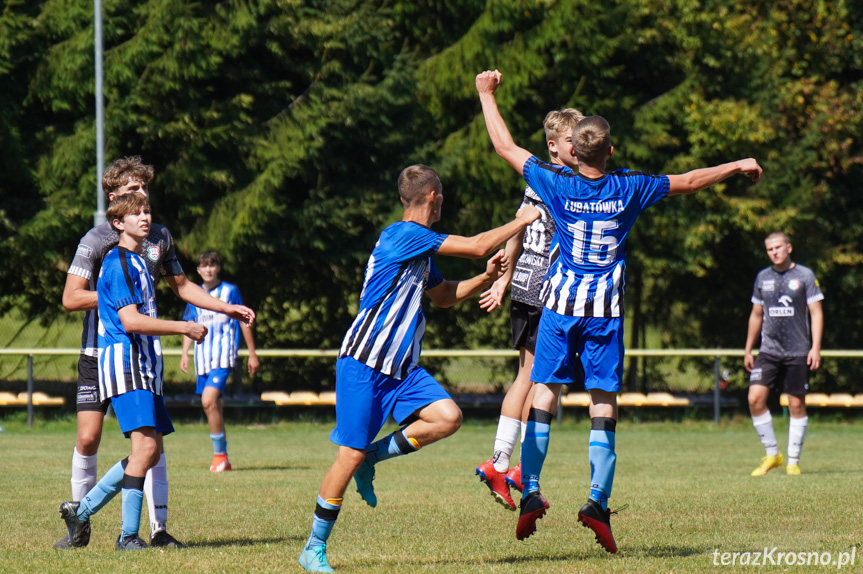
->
[[390, 223, 447, 263], [631, 171, 670, 211], [67, 230, 101, 280], [750, 274, 764, 306], [522, 156, 561, 207], [425, 258, 444, 291], [804, 270, 825, 304], [158, 226, 184, 277], [103, 259, 144, 310], [228, 284, 243, 306], [182, 302, 197, 322]]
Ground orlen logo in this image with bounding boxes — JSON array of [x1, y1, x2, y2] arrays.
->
[[779, 295, 793, 306]]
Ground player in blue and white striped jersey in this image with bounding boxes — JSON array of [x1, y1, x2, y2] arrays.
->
[[477, 70, 763, 553], [180, 250, 259, 472], [299, 164, 541, 573], [59, 194, 208, 551]]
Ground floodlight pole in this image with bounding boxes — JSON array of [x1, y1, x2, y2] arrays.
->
[[93, 0, 105, 227]]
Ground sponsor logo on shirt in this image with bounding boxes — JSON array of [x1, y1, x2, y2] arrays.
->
[[75, 244, 93, 260], [146, 245, 161, 262], [768, 307, 794, 317], [512, 266, 533, 290], [762, 280, 775, 292]]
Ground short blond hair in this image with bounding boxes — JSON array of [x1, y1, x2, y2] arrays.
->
[[543, 108, 585, 142], [765, 231, 790, 244], [397, 165, 441, 206], [572, 116, 611, 164]]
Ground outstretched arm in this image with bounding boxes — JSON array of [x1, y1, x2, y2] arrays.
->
[[437, 205, 539, 259], [667, 159, 762, 196], [165, 273, 255, 325], [427, 250, 509, 309], [479, 230, 524, 312], [118, 305, 208, 342], [476, 70, 533, 175]]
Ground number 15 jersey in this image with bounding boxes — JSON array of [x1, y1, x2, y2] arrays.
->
[[523, 156, 669, 318]]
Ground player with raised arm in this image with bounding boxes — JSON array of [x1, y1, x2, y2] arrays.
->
[[298, 164, 540, 572], [476, 69, 762, 553], [56, 156, 254, 549], [59, 194, 208, 550], [474, 108, 584, 511], [744, 231, 823, 476]]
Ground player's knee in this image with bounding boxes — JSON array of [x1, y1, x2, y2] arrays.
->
[[337, 447, 366, 471], [76, 430, 102, 454], [438, 403, 463, 435]]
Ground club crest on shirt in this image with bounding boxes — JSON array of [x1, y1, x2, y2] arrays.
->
[[788, 279, 800, 290], [145, 245, 161, 262]]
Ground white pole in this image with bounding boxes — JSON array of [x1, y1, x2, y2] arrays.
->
[[93, 0, 105, 227]]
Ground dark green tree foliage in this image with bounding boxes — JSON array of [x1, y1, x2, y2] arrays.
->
[[1, 0, 862, 390]]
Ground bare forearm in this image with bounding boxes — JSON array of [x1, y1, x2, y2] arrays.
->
[[669, 160, 750, 196], [240, 323, 257, 353], [744, 313, 762, 352], [809, 306, 823, 351], [478, 93, 532, 174], [63, 289, 98, 312], [178, 281, 230, 313], [121, 314, 193, 337]]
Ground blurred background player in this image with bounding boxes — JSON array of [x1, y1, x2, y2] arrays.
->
[[180, 250, 260, 472], [744, 231, 823, 476], [298, 164, 540, 572], [476, 69, 762, 553], [59, 194, 207, 550], [57, 156, 254, 549], [475, 108, 584, 511]]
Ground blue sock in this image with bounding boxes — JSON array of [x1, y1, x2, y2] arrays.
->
[[78, 459, 127, 520], [306, 495, 342, 549], [588, 417, 617, 511], [120, 474, 145, 538], [364, 429, 419, 464], [521, 409, 554, 497], [210, 432, 227, 455]]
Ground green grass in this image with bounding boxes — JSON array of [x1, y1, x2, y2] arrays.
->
[[1, 417, 861, 573]]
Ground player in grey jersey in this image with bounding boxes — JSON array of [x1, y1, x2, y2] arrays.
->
[[744, 231, 823, 477], [475, 108, 583, 510], [55, 156, 255, 549]]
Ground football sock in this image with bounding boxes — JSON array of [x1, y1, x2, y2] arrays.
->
[[71, 448, 98, 501], [364, 429, 420, 464], [588, 417, 617, 511], [787, 416, 808, 466], [492, 415, 521, 472], [78, 458, 127, 520], [210, 432, 227, 455], [120, 474, 145, 538], [306, 495, 343, 549], [751, 411, 779, 456], [144, 452, 169, 535], [520, 421, 527, 443], [521, 408, 554, 496]]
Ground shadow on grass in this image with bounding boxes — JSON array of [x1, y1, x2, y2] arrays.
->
[[620, 545, 706, 558], [186, 535, 303, 548], [228, 465, 311, 472]]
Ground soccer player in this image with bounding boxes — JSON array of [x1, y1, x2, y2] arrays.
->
[[59, 193, 208, 550], [744, 231, 823, 476], [475, 108, 584, 511], [476, 69, 762, 553], [57, 156, 254, 549], [179, 250, 260, 472], [298, 164, 540, 572]]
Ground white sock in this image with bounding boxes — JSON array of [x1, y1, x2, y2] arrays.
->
[[520, 421, 527, 444], [144, 453, 169, 535], [71, 448, 98, 501], [787, 416, 808, 466], [752, 412, 779, 456], [492, 416, 521, 472]]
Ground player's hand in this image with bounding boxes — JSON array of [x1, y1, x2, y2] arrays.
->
[[247, 352, 260, 377], [179, 354, 189, 374], [743, 351, 754, 372], [738, 158, 762, 182], [516, 204, 541, 224], [186, 322, 208, 343], [484, 249, 509, 282], [475, 70, 502, 95], [807, 348, 821, 371], [225, 304, 255, 326], [479, 276, 507, 312]]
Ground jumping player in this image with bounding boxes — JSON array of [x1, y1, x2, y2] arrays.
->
[[476, 69, 762, 553]]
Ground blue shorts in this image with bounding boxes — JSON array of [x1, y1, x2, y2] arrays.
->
[[196, 368, 232, 395], [530, 311, 624, 393], [330, 356, 452, 449], [111, 390, 175, 438]]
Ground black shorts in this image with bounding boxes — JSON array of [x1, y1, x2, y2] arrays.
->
[[749, 352, 810, 395], [76, 354, 110, 414], [510, 300, 543, 354]]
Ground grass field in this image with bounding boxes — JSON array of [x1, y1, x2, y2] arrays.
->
[[1, 416, 861, 573]]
